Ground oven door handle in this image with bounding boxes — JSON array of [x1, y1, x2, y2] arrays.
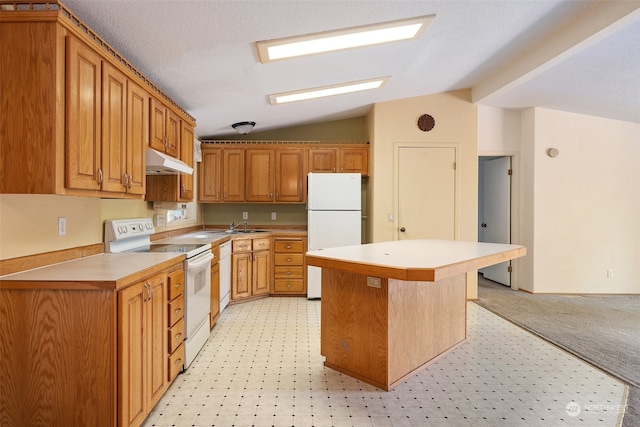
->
[[187, 251, 214, 269]]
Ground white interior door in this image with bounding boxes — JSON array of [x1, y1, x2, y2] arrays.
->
[[397, 146, 456, 240], [479, 156, 511, 286]]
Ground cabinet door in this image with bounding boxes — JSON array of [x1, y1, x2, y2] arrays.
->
[[339, 147, 368, 175], [275, 148, 306, 202], [210, 261, 220, 328], [223, 149, 245, 202], [252, 250, 271, 296], [231, 252, 251, 300], [308, 148, 337, 173], [245, 149, 275, 202], [149, 97, 166, 153], [118, 283, 146, 427], [199, 148, 222, 202], [101, 62, 127, 193], [146, 274, 168, 410], [126, 80, 148, 195], [66, 35, 102, 191], [165, 109, 180, 158], [179, 123, 194, 201]]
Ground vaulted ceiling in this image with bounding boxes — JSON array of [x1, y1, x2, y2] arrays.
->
[[62, 0, 640, 138]]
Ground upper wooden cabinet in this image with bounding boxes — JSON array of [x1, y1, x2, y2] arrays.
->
[[0, 6, 194, 199], [146, 121, 194, 202], [200, 143, 367, 203], [150, 98, 180, 158], [199, 147, 222, 202], [309, 146, 369, 176]]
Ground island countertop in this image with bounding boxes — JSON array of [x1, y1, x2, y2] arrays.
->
[[306, 239, 526, 282]]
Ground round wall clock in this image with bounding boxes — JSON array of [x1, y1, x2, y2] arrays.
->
[[417, 114, 435, 132]]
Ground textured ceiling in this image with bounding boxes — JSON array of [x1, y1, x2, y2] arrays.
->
[[61, 0, 640, 138]]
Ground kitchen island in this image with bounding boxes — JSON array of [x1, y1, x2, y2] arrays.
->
[[305, 239, 526, 391]]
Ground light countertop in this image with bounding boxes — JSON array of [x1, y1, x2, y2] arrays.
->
[[0, 253, 185, 290], [306, 239, 526, 281]]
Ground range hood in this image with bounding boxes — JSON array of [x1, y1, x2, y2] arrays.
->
[[145, 148, 193, 175]]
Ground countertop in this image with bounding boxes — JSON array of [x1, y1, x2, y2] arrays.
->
[[0, 253, 185, 290], [306, 239, 526, 282]]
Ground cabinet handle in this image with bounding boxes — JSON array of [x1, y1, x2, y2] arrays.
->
[[123, 174, 128, 188], [175, 333, 182, 340], [269, 192, 273, 199], [216, 192, 220, 200], [97, 168, 103, 185], [144, 282, 151, 301], [175, 358, 182, 366], [286, 258, 292, 262], [275, 192, 279, 200], [285, 245, 292, 249], [285, 271, 292, 275], [175, 308, 182, 315], [175, 282, 182, 289]]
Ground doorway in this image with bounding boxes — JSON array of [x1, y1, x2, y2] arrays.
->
[[478, 156, 512, 286], [396, 145, 457, 240]]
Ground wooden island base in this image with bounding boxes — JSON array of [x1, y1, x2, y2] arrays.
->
[[321, 268, 466, 391]]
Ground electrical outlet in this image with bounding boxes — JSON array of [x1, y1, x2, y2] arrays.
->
[[58, 217, 66, 236], [367, 276, 381, 288], [607, 269, 614, 278], [271, 212, 277, 220], [242, 211, 248, 220]]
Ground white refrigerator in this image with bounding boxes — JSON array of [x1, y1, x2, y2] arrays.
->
[[307, 173, 362, 299]]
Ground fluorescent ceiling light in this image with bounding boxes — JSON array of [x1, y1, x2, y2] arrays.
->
[[257, 15, 435, 63], [269, 77, 389, 105]]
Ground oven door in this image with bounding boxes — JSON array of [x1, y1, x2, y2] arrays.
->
[[185, 250, 213, 339]]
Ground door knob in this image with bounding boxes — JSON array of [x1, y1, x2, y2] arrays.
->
[[400, 227, 406, 232], [481, 223, 487, 228]]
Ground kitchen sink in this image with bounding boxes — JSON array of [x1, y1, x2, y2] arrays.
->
[[224, 229, 269, 234]]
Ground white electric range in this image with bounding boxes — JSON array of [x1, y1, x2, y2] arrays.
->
[[104, 218, 212, 369]]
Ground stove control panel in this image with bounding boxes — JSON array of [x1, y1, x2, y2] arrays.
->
[[105, 218, 155, 242]]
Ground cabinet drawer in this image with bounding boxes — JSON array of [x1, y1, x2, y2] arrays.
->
[[274, 279, 305, 293], [168, 294, 184, 326], [168, 268, 184, 301], [274, 253, 303, 266], [274, 240, 304, 253], [168, 317, 184, 354], [232, 238, 252, 252], [274, 266, 304, 278], [253, 237, 270, 250], [168, 343, 184, 382]]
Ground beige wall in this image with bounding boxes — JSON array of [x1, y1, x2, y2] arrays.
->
[[367, 90, 479, 298], [205, 117, 367, 141], [522, 107, 640, 293]]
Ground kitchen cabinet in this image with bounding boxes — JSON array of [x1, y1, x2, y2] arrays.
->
[[245, 149, 275, 202], [118, 272, 168, 427], [223, 149, 245, 202], [210, 244, 221, 328], [0, 256, 183, 427], [308, 146, 369, 176], [145, 122, 195, 202], [199, 147, 222, 202], [272, 236, 307, 295], [240, 148, 307, 203], [231, 236, 271, 301], [199, 146, 247, 203], [0, 9, 194, 198], [150, 97, 180, 158], [275, 149, 307, 202], [67, 36, 148, 196], [167, 268, 185, 382]]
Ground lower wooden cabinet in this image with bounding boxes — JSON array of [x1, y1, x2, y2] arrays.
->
[[0, 260, 183, 427], [272, 236, 307, 295], [167, 268, 185, 382], [118, 272, 168, 427], [231, 236, 271, 302]]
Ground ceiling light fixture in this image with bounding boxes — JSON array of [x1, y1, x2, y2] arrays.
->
[[269, 77, 390, 105], [256, 15, 435, 63], [231, 121, 256, 134]]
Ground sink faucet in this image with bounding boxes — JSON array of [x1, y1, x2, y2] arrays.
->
[[230, 219, 247, 232]]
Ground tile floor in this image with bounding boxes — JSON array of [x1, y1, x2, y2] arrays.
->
[[143, 298, 627, 427]]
